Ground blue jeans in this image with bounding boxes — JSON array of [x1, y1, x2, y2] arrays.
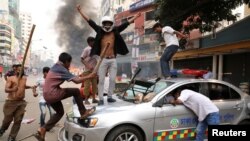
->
[[160, 45, 178, 77], [196, 112, 220, 141], [39, 102, 53, 127]]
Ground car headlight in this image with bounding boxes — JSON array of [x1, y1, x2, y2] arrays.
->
[[66, 111, 98, 127], [77, 117, 98, 128], [88, 118, 98, 127], [67, 116, 98, 128]]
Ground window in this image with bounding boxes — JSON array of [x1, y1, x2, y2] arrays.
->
[[162, 82, 200, 104], [229, 87, 241, 99], [145, 10, 154, 21], [202, 83, 241, 100], [0, 40, 11, 45], [167, 83, 201, 97]]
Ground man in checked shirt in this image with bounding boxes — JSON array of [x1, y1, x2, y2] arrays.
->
[[81, 36, 99, 104]]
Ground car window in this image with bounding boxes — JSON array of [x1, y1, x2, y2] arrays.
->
[[201, 83, 241, 100], [162, 82, 201, 104], [153, 81, 173, 93], [122, 81, 174, 102]]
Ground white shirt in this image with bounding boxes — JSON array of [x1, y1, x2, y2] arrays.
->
[[178, 89, 219, 121], [36, 77, 46, 103], [162, 26, 179, 47]]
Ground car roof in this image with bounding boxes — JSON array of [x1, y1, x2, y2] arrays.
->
[[150, 78, 242, 92], [150, 78, 218, 83]]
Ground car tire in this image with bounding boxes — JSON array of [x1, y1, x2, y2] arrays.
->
[[105, 125, 144, 141]]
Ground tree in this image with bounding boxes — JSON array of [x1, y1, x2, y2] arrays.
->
[[155, 0, 250, 33]]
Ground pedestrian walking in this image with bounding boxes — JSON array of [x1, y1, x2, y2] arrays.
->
[[33, 67, 54, 127]]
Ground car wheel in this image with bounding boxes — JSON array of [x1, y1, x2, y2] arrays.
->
[[106, 125, 144, 141]]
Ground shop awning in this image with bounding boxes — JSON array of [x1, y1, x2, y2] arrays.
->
[[173, 40, 250, 60]]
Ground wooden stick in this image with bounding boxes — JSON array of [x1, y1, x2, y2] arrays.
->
[[18, 24, 36, 80], [92, 43, 110, 73]]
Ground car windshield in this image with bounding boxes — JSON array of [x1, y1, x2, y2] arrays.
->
[[118, 81, 174, 103]]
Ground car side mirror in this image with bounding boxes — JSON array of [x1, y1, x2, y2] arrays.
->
[[153, 98, 164, 107]]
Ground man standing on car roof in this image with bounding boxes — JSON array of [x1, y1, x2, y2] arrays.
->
[[77, 5, 141, 105]]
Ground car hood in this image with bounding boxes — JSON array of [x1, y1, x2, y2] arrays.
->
[[71, 96, 144, 117], [96, 101, 137, 114]]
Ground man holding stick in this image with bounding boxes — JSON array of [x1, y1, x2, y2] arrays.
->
[[4, 64, 18, 81], [0, 64, 36, 141], [0, 24, 36, 141], [35, 52, 96, 141], [77, 5, 141, 105], [80, 36, 99, 104]]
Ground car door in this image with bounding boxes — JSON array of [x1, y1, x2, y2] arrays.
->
[[201, 82, 243, 124], [153, 83, 200, 141]]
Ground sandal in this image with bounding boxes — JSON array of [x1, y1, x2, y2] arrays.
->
[[80, 106, 96, 119], [34, 132, 45, 141], [34, 128, 46, 141]]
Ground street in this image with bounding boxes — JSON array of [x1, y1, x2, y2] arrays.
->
[[0, 75, 80, 141]]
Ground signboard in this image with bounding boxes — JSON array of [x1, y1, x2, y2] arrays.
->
[[129, 0, 154, 11], [136, 54, 156, 62]]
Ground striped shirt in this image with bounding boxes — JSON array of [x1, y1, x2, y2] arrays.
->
[[43, 62, 76, 103]]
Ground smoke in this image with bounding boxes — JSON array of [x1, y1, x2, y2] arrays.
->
[[55, 0, 99, 66]]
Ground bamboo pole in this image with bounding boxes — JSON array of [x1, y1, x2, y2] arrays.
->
[[92, 42, 110, 73], [18, 24, 36, 80]]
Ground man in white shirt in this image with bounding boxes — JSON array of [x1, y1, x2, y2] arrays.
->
[[153, 23, 188, 79], [33, 67, 54, 127], [81, 37, 99, 104], [171, 89, 220, 141]]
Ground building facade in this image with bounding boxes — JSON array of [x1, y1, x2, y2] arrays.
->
[[20, 12, 32, 67], [20, 12, 32, 41], [0, 0, 22, 70], [8, 0, 21, 38], [114, 0, 159, 78], [113, 0, 250, 88], [0, 23, 13, 66]]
